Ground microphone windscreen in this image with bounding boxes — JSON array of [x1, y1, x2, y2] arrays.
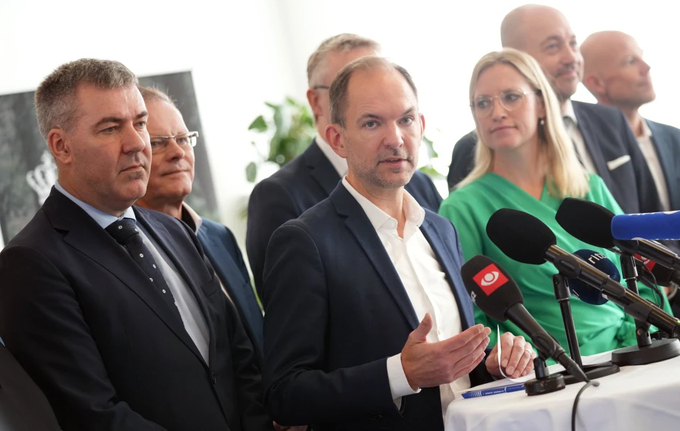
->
[[461, 255, 523, 322], [555, 198, 615, 248], [611, 211, 680, 241], [486, 208, 556, 265], [567, 249, 620, 305], [635, 254, 676, 286]]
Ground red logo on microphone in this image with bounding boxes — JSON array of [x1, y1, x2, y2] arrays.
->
[[473, 264, 508, 295], [634, 253, 656, 270]]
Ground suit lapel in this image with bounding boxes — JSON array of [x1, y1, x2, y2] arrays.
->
[[419, 218, 475, 329], [573, 102, 609, 178], [304, 140, 342, 197], [331, 185, 419, 330], [647, 120, 680, 209], [135, 209, 216, 366]]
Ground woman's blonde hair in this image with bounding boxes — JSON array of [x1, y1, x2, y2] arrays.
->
[[457, 48, 589, 198]]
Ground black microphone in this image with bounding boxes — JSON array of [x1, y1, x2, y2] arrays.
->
[[568, 249, 619, 305], [486, 208, 680, 338], [555, 198, 680, 271], [635, 254, 680, 287], [460, 255, 588, 382]]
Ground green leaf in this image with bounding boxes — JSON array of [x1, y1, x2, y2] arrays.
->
[[248, 116, 268, 132], [245, 162, 258, 183]]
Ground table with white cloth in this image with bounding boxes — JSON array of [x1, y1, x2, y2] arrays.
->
[[445, 351, 680, 431]]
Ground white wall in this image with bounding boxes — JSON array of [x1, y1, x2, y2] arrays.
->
[[2, 0, 679, 251]]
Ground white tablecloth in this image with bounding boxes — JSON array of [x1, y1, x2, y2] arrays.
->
[[445, 351, 680, 431]]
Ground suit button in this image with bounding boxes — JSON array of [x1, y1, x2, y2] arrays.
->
[[211, 373, 217, 384]]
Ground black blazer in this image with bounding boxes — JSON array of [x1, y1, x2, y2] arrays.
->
[[262, 184, 489, 431], [446, 101, 662, 214], [646, 119, 680, 210], [197, 217, 264, 363], [247, 140, 443, 294], [0, 344, 60, 431], [0, 188, 271, 431]]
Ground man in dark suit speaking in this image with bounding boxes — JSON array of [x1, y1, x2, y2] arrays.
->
[[247, 34, 443, 296], [446, 5, 661, 215], [263, 56, 535, 431], [0, 59, 271, 431]]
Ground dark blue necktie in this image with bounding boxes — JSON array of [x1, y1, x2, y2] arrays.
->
[[106, 218, 181, 318]]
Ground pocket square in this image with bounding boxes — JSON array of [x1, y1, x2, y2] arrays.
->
[[607, 155, 631, 171]]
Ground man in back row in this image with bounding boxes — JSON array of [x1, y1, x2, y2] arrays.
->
[[581, 31, 680, 212], [247, 33, 443, 295], [447, 4, 661, 215]]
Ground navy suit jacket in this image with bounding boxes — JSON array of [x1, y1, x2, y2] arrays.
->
[[247, 139, 443, 294], [262, 184, 489, 431], [646, 119, 680, 211], [446, 101, 662, 214], [197, 217, 264, 362], [0, 189, 271, 431]]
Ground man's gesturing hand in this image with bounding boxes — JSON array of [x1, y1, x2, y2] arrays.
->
[[401, 313, 490, 390]]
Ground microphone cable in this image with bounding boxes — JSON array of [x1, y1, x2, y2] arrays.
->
[[571, 379, 600, 431]]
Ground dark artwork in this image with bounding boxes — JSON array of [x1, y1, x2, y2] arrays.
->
[[0, 71, 218, 248]]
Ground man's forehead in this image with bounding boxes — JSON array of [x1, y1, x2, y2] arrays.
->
[[347, 68, 416, 115], [76, 84, 146, 117], [522, 13, 575, 46]]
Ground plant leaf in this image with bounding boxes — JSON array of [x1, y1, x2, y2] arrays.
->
[[245, 162, 258, 183], [248, 115, 268, 132]]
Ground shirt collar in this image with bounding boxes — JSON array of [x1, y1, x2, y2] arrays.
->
[[315, 133, 348, 177], [563, 99, 577, 125], [54, 181, 135, 229], [640, 119, 653, 139], [341, 177, 425, 233], [181, 203, 203, 233]]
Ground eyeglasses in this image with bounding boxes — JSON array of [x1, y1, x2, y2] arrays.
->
[[312, 85, 330, 90], [471, 89, 537, 118], [149, 131, 199, 154]]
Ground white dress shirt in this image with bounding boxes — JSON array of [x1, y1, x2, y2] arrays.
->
[[637, 121, 671, 211], [55, 182, 211, 363], [315, 133, 348, 177], [342, 178, 469, 419], [563, 100, 598, 174]]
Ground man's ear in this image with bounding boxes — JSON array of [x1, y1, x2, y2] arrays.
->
[[420, 113, 426, 137], [307, 88, 324, 118], [325, 123, 347, 158], [583, 74, 606, 101], [47, 128, 73, 165]]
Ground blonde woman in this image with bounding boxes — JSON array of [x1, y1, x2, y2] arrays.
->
[[439, 48, 671, 360]]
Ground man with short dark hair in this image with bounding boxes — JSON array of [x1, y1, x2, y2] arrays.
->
[[135, 86, 264, 362], [246, 34, 442, 295], [263, 56, 534, 430], [446, 5, 661, 215], [0, 59, 271, 431], [581, 31, 680, 212]]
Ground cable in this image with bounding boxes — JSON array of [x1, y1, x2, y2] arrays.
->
[[571, 380, 600, 431], [639, 265, 664, 306]]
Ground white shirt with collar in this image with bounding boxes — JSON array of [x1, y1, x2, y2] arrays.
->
[[341, 178, 469, 419], [315, 133, 348, 177], [563, 100, 598, 174], [637, 120, 671, 211], [54, 182, 211, 363]]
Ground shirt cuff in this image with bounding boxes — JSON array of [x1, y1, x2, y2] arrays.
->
[[386, 353, 421, 400]]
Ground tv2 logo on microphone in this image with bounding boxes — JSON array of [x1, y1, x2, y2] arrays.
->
[[473, 264, 509, 295]]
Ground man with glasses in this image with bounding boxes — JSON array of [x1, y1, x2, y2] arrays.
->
[[136, 86, 264, 362], [446, 5, 661, 215], [0, 59, 272, 431], [246, 34, 443, 296]]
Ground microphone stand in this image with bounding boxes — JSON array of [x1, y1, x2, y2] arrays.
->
[[524, 356, 566, 396], [611, 254, 680, 366], [553, 274, 620, 384]]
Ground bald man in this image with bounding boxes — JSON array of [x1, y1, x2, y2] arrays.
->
[[447, 5, 661, 215], [582, 31, 680, 212]]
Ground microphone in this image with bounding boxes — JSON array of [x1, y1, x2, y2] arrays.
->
[[487, 208, 680, 338], [555, 198, 680, 272], [611, 211, 680, 241], [635, 254, 680, 287], [567, 250, 618, 305], [460, 255, 588, 382]]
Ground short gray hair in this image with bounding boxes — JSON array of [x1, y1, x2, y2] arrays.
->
[[307, 33, 381, 86], [329, 56, 418, 128], [138, 85, 177, 108], [35, 58, 138, 139]]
